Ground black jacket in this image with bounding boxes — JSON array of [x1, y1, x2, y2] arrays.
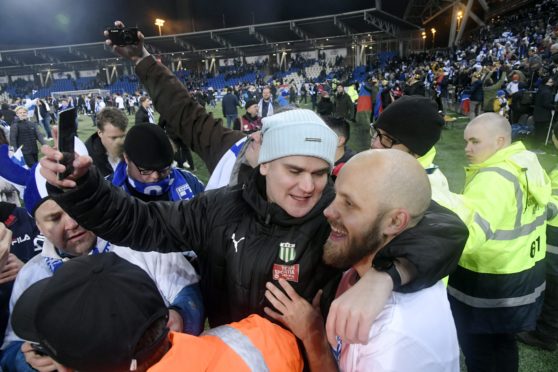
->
[[469, 79, 484, 102], [404, 82, 426, 97], [317, 97, 334, 116], [51, 166, 340, 327], [84, 132, 115, 179], [221, 93, 239, 116], [135, 106, 150, 125], [50, 165, 468, 326], [533, 85, 555, 123], [9, 119, 46, 154], [57, 56, 468, 323], [130, 55, 467, 287], [333, 92, 354, 120]]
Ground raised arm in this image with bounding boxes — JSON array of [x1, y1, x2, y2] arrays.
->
[[104, 21, 244, 173], [40, 145, 208, 254]]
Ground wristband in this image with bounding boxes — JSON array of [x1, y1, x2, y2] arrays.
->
[[372, 258, 402, 290]]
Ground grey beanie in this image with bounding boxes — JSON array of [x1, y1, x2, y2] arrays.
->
[[258, 109, 338, 169]]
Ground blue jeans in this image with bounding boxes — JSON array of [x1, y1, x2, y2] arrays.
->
[[225, 114, 237, 129], [41, 114, 52, 138]]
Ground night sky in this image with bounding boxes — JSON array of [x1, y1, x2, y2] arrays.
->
[[1, 0, 409, 49]]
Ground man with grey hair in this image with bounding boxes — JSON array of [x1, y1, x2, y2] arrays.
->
[[40, 109, 350, 328], [449, 113, 551, 371]]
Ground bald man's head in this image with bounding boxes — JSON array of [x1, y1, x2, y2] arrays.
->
[[346, 150, 431, 223], [465, 113, 511, 164], [322, 149, 431, 270]]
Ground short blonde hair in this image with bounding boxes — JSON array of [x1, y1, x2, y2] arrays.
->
[[14, 106, 27, 114]]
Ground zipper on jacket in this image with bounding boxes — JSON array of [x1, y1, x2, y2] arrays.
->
[[522, 167, 528, 213]]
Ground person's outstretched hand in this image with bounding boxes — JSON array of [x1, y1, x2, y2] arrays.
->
[[39, 142, 92, 189], [104, 20, 150, 65], [264, 279, 324, 342]]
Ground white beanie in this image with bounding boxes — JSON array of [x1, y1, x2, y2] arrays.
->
[[258, 109, 338, 169]]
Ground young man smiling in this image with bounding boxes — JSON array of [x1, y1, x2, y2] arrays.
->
[[37, 21, 468, 345], [40, 109, 347, 328], [264, 150, 460, 372]]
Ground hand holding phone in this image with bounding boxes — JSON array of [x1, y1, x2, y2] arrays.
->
[[57, 107, 77, 180], [30, 343, 48, 357]]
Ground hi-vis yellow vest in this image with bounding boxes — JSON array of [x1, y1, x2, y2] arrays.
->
[[448, 142, 550, 327]]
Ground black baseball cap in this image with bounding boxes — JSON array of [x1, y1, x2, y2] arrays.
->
[[11, 253, 169, 371]]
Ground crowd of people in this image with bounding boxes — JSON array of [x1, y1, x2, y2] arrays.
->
[[0, 1, 557, 371]]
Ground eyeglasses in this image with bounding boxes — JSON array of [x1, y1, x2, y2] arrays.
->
[[137, 166, 171, 177], [369, 124, 400, 149]]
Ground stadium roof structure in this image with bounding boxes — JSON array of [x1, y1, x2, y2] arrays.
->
[[0, 7, 420, 77]]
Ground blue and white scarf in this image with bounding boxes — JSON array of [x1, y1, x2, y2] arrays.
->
[[206, 137, 248, 191], [43, 238, 111, 273], [112, 162, 195, 201]]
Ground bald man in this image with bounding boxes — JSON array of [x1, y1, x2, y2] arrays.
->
[[265, 150, 460, 372], [449, 113, 551, 372]]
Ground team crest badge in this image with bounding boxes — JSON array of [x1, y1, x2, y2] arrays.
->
[[279, 242, 296, 263]]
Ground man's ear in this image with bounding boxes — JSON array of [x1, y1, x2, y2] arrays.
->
[[260, 162, 270, 176], [337, 135, 346, 147], [496, 136, 506, 148], [383, 208, 410, 237]]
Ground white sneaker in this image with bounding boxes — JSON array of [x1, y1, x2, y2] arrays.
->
[[182, 161, 191, 169]]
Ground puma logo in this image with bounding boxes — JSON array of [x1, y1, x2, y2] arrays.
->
[[231, 233, 245, 253]]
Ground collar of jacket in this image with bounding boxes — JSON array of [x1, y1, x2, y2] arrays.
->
[[242, 113, 259, 122], [241, 166, 335, 227], [418, 146, 437, 169], [88, 132, 108, 156], [466, 141, 527, 172], [336, 147, 356, 166], [465, 141, 527, 172]]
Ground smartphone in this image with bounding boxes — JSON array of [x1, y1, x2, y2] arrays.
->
[[31, 343, 48, 357], [57, 107, 76, 180]]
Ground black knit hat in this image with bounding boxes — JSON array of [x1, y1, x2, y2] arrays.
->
[[374, 96, 444, 156], [124, 124, 174, 169], [11, 253, 169, 372], [245, 99, 258, 110]]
